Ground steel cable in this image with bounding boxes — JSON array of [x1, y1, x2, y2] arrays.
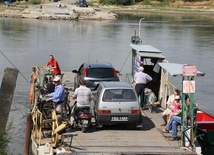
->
[[0, 50, 30, 83], [0, 50, 31, 116]]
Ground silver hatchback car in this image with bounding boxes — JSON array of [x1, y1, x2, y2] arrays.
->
[[93, 81, 142, 128]]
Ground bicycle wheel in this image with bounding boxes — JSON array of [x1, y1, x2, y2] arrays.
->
[[61, 102, 71, 119]]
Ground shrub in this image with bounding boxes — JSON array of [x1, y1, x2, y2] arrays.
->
[[143, 0, 151, 5], [0, 120, 13, 155], [28, 0, 41, 4], [100, 0, 134, 5], [0, 132, 9, 155]]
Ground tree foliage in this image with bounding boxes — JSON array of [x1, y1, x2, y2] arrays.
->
[[27, 0, 41, 4], [100, 0, 135, 5]]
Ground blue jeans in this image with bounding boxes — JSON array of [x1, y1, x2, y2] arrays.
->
[[165, 116, 181, 138]]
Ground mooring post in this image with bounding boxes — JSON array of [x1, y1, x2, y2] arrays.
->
[[0, 68, 19, 133], [24, 111, 32, 155]]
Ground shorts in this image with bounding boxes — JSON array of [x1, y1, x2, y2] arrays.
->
[[162, 108, 172, 116]]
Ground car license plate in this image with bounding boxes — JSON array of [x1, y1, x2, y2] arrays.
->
[[111, 116, 128, 121], [82, 120, 88, 125]]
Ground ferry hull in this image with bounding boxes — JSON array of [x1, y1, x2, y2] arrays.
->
[[196, 110, 214, 131], [196, 110, 214, 155]]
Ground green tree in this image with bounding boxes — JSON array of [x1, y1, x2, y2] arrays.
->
[[0, 121, 13, 155]]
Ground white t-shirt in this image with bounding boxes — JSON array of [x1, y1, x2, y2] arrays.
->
[[167, 94, 175, 105], [74, 85, 92, 107], [167, 94, 175, 109]]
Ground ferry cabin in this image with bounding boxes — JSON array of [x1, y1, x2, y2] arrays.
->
[[129, 36, 168, 108]]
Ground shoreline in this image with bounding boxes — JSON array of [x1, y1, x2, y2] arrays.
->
[[0, 2, 118, 20], [1, 2, 214, 20], [103, 4, 214, 16]]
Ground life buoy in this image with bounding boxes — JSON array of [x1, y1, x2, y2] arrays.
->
[[29, 73, 37, 104]]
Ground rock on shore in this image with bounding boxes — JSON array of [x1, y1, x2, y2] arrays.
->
[[0, 2, 118, 20]]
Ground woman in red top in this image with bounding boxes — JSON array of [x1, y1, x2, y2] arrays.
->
[[46, 55, 61, 75]]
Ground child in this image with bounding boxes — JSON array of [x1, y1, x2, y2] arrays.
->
[[168, 95, 181, 122]]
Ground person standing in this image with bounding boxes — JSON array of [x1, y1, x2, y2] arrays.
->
[[46, 55, 61, 75], [134, 66, 152, 108]]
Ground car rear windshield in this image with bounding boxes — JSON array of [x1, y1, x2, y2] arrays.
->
[[87, 68, 114, 78], [102, 89, 137, 102]]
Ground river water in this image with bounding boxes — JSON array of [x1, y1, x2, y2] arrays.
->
[[0, 13, 214, 154]]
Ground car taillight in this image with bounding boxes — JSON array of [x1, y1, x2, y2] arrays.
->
[[98, 110, 111, 114], [79, 113, 91, 118], [131, 110, 141, 114], [112, 68, 117, 77], [83, 68, 88, 76]]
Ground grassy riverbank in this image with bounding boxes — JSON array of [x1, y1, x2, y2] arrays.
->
[[98, 0, 214, 15]]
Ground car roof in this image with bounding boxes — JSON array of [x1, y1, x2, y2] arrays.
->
[[84, 62, 113, 68], [100, 81, 133, 89]]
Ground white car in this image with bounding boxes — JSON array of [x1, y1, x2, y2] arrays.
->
[[93, 81, 142, 128]]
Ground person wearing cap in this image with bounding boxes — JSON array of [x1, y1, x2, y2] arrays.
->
[[162, 95, 197, 141], [134, 66, 152, 108], [161, 89, 180, 126], [167, 95, 181, 123], [46, 76, 65, 112], [46, 55, 61, 75]]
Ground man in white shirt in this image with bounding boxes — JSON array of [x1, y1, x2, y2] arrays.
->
[[72, 78, 93, 122], [134, 66, 152, 108]]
